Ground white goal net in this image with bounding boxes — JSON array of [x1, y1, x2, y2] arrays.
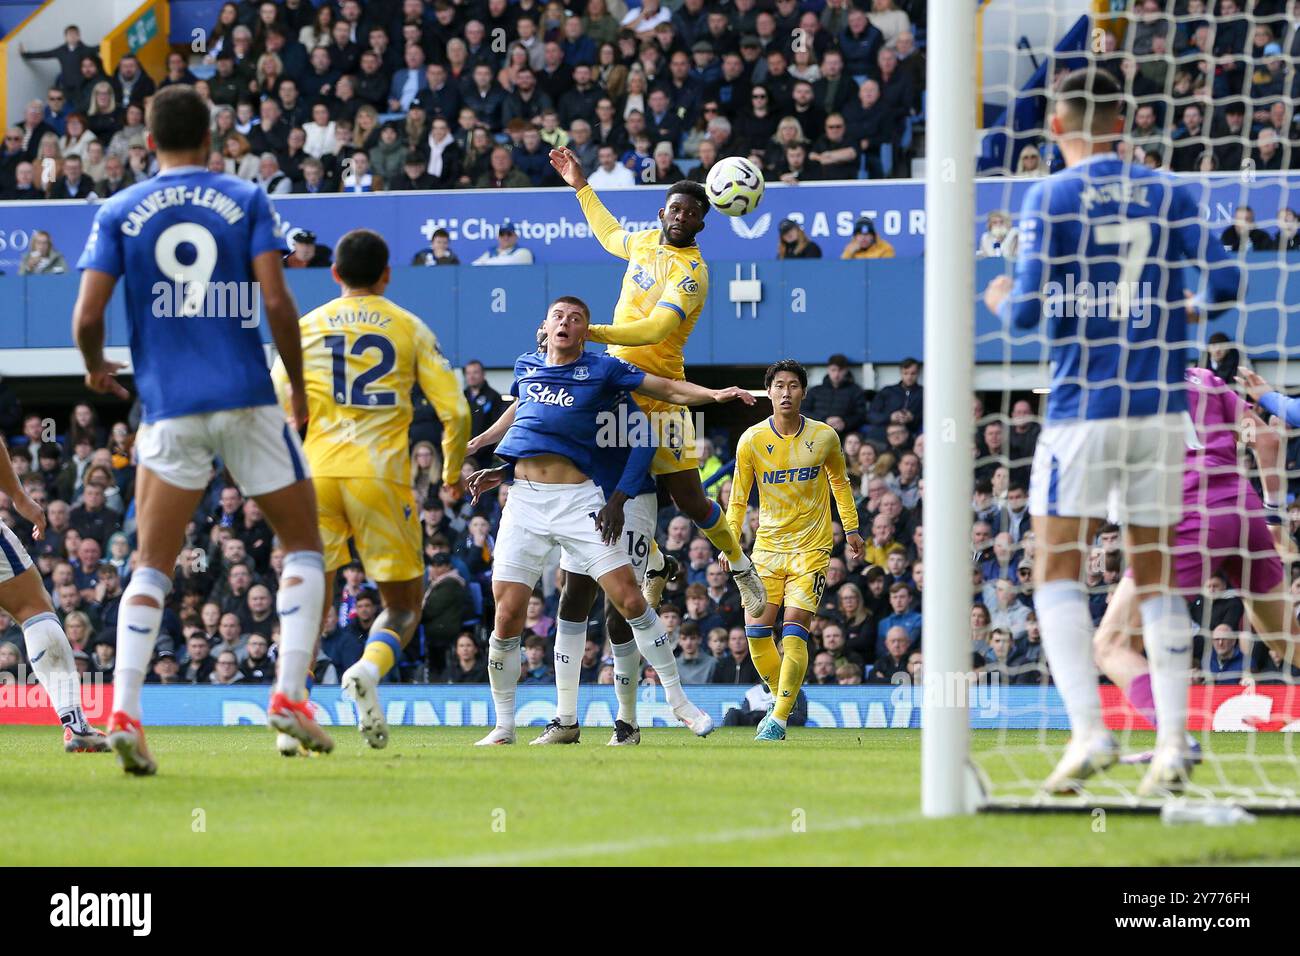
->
[[949, 0, 1300, 813]]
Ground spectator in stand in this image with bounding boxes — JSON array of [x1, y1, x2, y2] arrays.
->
[[866, 357, 922, 442], [19, 25, 100, 100], [776, 218, 822, 258], [472, 223, 534, 265], [712, 628, 760, 684], [476, 145, 531, 188], [1221, 204, 1272, 252], [808, 112, 859, 179], [111, 54, 156, 110], [462, 360, 504, 442], [804, 354, 866, 436], [1202, 333, 1240, 385], [3, 160, 40, 201], [18, 230, 69, 275], [390, 150, 439, 190], [412, 228, 460, 266], [1270, 207, 1300, 252], [587, 143, 636, 187], [284, 230, 332, 268], [870, 626, 912, 683], [842, 216, 895, 258], [676, 624, 717, 683], [976, 210, 1020, 259]]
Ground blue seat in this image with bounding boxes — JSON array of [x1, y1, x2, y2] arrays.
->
[[190, 64, 216, 81], [678, 158, 700, 176], [462, 580, 484, 631], [878, 143, 893, 178]]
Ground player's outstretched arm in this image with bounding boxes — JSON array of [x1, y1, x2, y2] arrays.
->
[[72, 269, 130, 400], [1239, 369, 1300, 428], [253, 250, 307, 428], [415, 326, 472, 485], [637, 374, 755, 408], [551, 148, 632, 260], [0, 443, 46, 540], [467, 402, 517, 457]]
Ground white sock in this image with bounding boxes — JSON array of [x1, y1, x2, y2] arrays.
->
[[113, 568, 170, 720], [274, 551, 326, 699], [553, 618, 586, 725], [1141, 593, 1193, 752], [1035, 580, 1103, 737], [729, 552, 752, 573], [612, 639, 640, 725], [22, 612, 87, 731], [625, 607, 688, 709], [487, 634, 521, 731], [357, 659, 381, 682]]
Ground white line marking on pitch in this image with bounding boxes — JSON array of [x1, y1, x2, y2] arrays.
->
[[386, 812, 922, 867]]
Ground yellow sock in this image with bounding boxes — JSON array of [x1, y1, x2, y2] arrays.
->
[[774, 624, 810, 723], [745, 625, 781, 695], [699, 499, 745, 564], [361, 627, 402, 677]]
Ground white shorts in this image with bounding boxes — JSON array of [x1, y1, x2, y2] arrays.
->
[[560, 491, 657, 583], [495, 479, 631, 588], [136, 405, 310, 497], [0, 523, 33, 585], [1028, 413, 1186, 526]]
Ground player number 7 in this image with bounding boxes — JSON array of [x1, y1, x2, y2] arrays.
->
[[1093, 221, 1151, 325]]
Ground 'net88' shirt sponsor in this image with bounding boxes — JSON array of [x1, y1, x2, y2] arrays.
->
[[77, 167, 284, 424], [494, 350, 646, 479]]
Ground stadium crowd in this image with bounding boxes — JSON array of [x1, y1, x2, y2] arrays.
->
[[1, 0, 927, 204], [0, 344, 1295, 693]]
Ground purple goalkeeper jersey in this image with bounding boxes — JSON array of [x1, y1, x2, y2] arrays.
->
[[1183, 367, 1250, 508]]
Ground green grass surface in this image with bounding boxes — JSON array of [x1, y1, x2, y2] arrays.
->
[[3, 726, 1298, 866]]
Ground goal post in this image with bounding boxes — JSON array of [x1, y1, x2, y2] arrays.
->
[[920, 0, 978, 818]]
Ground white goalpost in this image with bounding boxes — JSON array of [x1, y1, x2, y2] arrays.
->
[[923, 0, 1300, 816], [920, 0, 977, 818]]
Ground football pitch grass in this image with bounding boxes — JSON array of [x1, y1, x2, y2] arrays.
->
[[3, 726, 1299, 867]]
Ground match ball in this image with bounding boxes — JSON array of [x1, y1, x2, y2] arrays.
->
[[705, 156, 765, 217]]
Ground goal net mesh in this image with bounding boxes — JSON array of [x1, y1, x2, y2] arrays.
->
[[969, 0, 1300, 811]]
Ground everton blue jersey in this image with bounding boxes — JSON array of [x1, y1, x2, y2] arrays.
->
[[496, 350, 647, 478], [588, 392, 658, 499], [1000, 154, 1241, 423], [77, 166, 285, 423]]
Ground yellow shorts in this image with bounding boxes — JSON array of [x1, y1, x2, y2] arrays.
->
[[634, 396, 699, 476], [315, 476, 423, 582], [752, 549, 829, 615]]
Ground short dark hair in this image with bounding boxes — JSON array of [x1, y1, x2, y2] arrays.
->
[[335, 229, 389, 288], [549, 295, 590, 321], [666, 179, 708, 215], [827, 353, 850, 367], [432, 228, 450, 241], [356, 588, 380, 606], [889, 581, 911, 596], [147, 86, 211, 152], [765, 358, 807, 389], [1008, 482, 1028, 495], [1056, 67, 1122, 132], [900, 357, 920, 370]]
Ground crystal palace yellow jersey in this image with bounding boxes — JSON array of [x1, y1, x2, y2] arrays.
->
[[575, 184, 708, 381], [271, 294, 470, 486], [726, 416, 858, 554]]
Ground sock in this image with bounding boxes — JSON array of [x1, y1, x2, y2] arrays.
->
[[487, 633, 521, 731], [774, 623, 810, 726], [1035, 580, 1103, 737], [113, 567, 171, 720], [274, 551, 326, 700], [360, 628, 402, 683], [554, 618, 586, 725], [698, 499, 749, 569], [1125, 671, 1158, 729], [1141, 593, 1193, 751], [612, 639, 639, 724], [625, 607, 688, 709], [745, 624, 781, 696], [22, 612, 87, 731]]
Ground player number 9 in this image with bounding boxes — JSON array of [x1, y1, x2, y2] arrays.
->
[[155, 222, 218, 317]]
